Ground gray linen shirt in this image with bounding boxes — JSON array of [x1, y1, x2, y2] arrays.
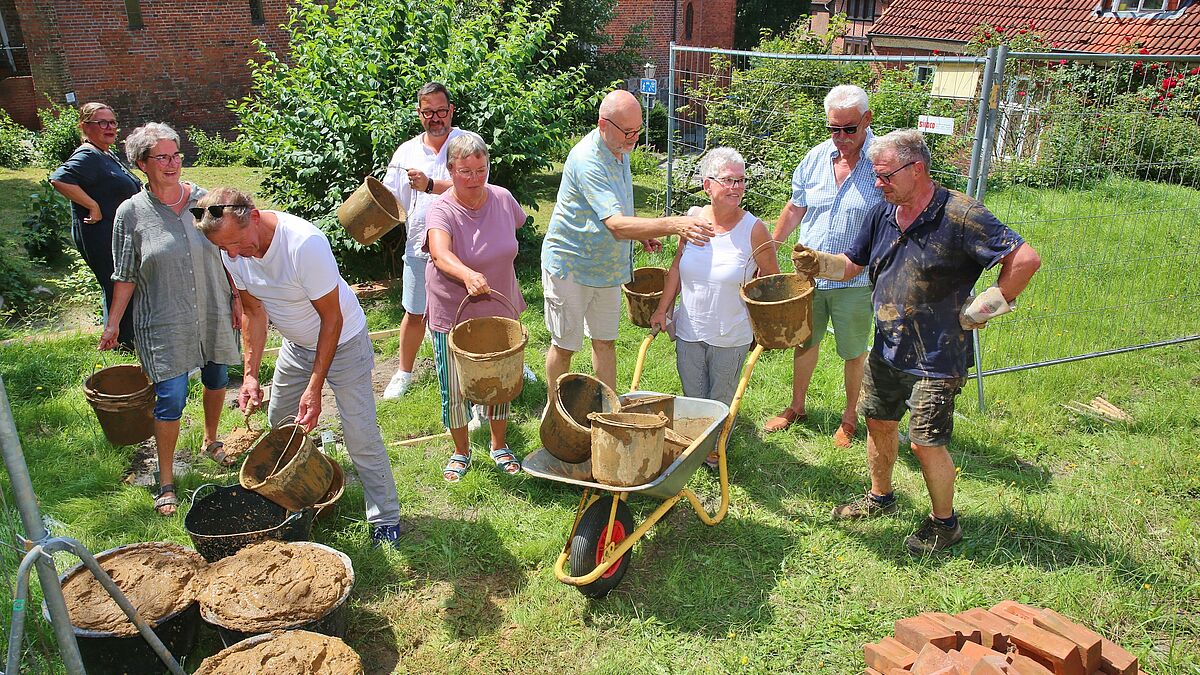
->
[[111, 184, 241, 383]]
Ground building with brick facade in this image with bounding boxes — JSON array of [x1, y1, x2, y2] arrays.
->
[[604, 0, 737, 91]]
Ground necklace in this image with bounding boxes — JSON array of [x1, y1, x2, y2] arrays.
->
[[154, 182, 186, 208]]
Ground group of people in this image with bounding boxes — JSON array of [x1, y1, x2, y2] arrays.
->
[[51, 80, 1039, 555]]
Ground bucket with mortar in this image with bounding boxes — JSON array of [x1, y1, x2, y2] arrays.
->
[[621, 267, 666, 328], [83, 364, 156, 446], [448, 290, 527, 406], [337, 176, 406, 246], [738, 240, 813, 350], [587, 411, 670, 487], [540, 373, 620, 464], [239, 422, 334, 512]]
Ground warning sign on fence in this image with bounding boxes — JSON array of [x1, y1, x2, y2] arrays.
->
[[918, 115, 955, 136]]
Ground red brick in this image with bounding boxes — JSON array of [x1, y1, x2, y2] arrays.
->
[[896, 614, 959, 652], [865, 637, 919, 672], [1097, 638, 1138, 675], [1009, 623, 1085, 675], [912, 643, 960, 675], [865, 669, 885, 675], [1032, 609, 1102, 673], [1007, 654, 1054, 675], [958, 608, 1017, 651], [929, 612, 985, 648], [971, 656, 1011, 674], [958, 640, 1004, 665], [991, 601, 1044, 624], [887, 669, 912, 675]]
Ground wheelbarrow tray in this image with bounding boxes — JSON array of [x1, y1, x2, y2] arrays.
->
[[523, 393, 729, 501]]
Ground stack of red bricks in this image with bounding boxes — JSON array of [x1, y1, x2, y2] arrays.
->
[[863, 601, 1142, 675]]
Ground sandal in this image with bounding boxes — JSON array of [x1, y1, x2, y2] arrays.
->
[[205, 441, 237, 468], [704, 450, 720, 469], [763, 407, 805, 432], [489, 446, 521, 475], [443, 453, 471, 483], [832, 422, 857, 449], [153, 484, 178, 517]]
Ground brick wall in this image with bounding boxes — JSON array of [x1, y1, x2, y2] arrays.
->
[[604, 0, 737, 84], [13, 0, 290, 138], [0, 75, 38, 127]]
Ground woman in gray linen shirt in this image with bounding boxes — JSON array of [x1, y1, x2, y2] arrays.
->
[[98, 122, 241, 516]]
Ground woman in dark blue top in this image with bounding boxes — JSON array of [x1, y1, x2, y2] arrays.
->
[[49, 102, 142, 351]]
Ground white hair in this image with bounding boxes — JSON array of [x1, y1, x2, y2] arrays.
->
[[446, 131, 489, 168], [124, 122, 180, 165], [867, 129, 932, 168], [824, 84, 869, 115], [699, 147, 745, 179]]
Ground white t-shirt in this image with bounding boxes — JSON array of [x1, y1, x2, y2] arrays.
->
[[382, 127, 465, 258], [223, 211, 367, 349], [674, 210, 759, 347]]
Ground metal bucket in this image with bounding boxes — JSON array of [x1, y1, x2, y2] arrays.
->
[[621, 267, 666, 328], [739, 273, 814, 349], [184, 483, 313, 562], [83, 364, 155, 446], [336, 176, 406, 246], [619, 393, 675, 426], [540, 373, 620, 463], [588, 411, 669, 487], [239, 423, 334, 512], [448, 291, 527, 406]]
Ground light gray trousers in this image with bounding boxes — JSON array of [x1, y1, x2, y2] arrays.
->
[[675, 339, 751, 406], [268, 328, 401, 526]]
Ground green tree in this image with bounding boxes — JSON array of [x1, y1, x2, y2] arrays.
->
[[734, 0, 811, 51], [545, 0, 648, 87]]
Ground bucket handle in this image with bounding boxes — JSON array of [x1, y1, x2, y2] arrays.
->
[[453, 289, 520, 325], [188, 482, 221, 505], [278, 509, 306, 528], [265, 417, 305, 480], [740, 238, 783, 288]]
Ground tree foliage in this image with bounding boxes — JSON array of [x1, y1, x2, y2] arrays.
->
[[734, 0, 811, 51]]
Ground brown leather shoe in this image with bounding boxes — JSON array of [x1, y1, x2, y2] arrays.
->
[[763, 407, 805, 432], [832, 422, 856, 448]]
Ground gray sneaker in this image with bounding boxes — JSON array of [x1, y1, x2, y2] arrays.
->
[[905, 516, 963, 555], [831, 493, 899, 520]]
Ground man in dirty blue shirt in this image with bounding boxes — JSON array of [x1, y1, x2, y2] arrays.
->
[[793, 129, 1041, 555]]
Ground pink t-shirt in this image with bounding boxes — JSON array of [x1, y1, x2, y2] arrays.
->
[[423, 184, 528, 333]]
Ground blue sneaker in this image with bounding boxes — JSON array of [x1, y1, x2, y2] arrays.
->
[[371, 521, 410, 549]]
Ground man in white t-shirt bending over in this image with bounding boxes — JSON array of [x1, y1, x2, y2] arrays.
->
[[193, 187, 406, 549]]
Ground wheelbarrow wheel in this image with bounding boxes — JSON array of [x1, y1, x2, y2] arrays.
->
[[568, 496, 634, 598]]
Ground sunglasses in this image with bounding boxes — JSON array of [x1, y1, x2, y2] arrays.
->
[[826, 111, 868, 136], [189, 204, 244, 220]]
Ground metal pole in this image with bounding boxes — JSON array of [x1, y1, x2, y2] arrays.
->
[[665, 43, 678, 215], [0, 374, 87, 675], [644, 93, 650, 148], [966, 47, 1000, 412]]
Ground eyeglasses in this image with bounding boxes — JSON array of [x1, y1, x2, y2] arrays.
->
[[826, 112, 867, 136], [419, 108, 451, 120], [708, 176, 748, 188], [189, 204, 245, 220], [874, 160, 918, 184], [85, 120, 118, 129], [146, 152, 185, 165], [454, 168, 488, 179], [602, 117, 643, 141]]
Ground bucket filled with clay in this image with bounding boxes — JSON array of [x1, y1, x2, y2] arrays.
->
[[240, 422, 334, 512], [185, 483, 314, 562], [448, 291, 527, 406], [540, 373, 620, 464], [313, 459, 345, 520], [83, 364, 156, 446], [739, 273, 814, 349], [621, 267, 666, 329], [587, 411, 670, 487], [198, 540, 355, 646], [51, 541, 206, 675], [337, 176, 406, 246], [195, 629, 364, 675]]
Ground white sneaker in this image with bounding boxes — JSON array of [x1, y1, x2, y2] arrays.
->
[[523, 365, 538, 382], [382, 370, 413, 399], [467, 404, 483, 431]]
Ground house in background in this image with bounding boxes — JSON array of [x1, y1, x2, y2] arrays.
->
[[603, 0, 736, 94], [809, 0, 895, 54]]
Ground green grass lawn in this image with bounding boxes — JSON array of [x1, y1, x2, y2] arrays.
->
[[2, 166, 1199, 673]]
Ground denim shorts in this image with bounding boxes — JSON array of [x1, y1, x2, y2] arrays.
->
[[153, 362, 229, 422], [857, 351, 963, 447], [402, 254, 429, 315]]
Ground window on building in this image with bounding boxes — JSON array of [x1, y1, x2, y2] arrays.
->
[[915, 65, 934, 84], [250, 0, 265, 24], [123, 0, 144, 29], [685, 3, 694, 41], [846, 0, 875, 21], [1113, 0, 1167, 11]]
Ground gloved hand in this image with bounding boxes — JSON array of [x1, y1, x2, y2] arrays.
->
[[791, 244, 846, 280], [960, 286, 1013, 330]]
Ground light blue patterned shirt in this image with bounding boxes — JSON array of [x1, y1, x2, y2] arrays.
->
[[791, 131, 882, 289], [541, 129, 635, 287]]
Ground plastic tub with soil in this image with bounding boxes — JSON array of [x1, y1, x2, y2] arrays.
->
[[195, 629, 363, 674], [197, 540, 354, 646]]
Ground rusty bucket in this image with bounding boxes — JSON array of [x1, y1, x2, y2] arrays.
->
[[588, 412, 669, 487], [447, 291, 527, 406], [621, 267, 666, 329], [239, 423, 334, 512], [336, 176, 406, 246], [539, 373, 620, 464], [83, 364, 156, 446]]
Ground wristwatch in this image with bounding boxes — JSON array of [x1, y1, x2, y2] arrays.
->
[[424, 178, 434, 194]]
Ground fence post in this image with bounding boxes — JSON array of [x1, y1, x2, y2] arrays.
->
[[665, 42, 677, 216], [966, 47, 998, 411]]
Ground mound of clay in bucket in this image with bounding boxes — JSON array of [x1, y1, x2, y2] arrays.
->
[[195, 630, 363, 675], [61, 542, 206, 636], [198, 540, 352, 633]]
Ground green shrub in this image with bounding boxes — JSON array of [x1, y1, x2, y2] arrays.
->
[[22, 181, 72, 264], [0, 109, 33, 168], [187, 126, 259, 167], [34, 103, 82, 168], [629, 146, 661, 176], [0, 229, 38, 314], [647, 101, 668, 151]]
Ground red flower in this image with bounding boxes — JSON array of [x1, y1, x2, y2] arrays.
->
[[1138, 47, 1150, 54], [1028, 21, 1037, 29], [1017, 90, 1027, 97], [1053, 42, 1062, 48], [1149, 63, 1159, 70], [1191, 67, 1200, 76], [1134, 60, 1144, 69], [996, 25, 1005, 33], [932, 49, 941, 55], [1059, 59, 1068, 65]]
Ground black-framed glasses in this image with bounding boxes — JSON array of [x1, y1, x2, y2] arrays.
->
[[147, 152, 185, 165], [708, 176, 748, 188], [874, 161, 918, 184], [189, 204, 243, 220], [419, 108, 451, 120], [602, 117, 643, 140], [85, 120, 118, 129]]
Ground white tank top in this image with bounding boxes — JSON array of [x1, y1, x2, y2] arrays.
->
[[674, 210, 758, 347]]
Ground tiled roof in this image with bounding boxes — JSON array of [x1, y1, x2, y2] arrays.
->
[[869, 0, 1200, 54]]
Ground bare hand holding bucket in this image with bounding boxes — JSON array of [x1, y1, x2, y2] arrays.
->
[[465, 270, 490, 296]]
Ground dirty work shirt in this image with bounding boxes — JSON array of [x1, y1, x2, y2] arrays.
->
[[423, 184, 528, 333], [382, 127, 465, 258], [221, 212, 367, 349], [845, 186, 1024, 379], [791, 132, 881, 290], [541, 128, 635, 287], [111, 185, 241, 384]]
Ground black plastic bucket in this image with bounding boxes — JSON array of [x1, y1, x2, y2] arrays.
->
[[184, 483, 314, 562]]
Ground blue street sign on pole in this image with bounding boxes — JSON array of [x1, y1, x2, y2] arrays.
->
[[640, 78, 657, 96]]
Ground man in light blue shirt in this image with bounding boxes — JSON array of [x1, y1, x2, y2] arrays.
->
[[541, 89, 712, 397], [765, 85, 883, 449]]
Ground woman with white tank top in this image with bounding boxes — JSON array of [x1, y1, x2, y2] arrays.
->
[[651, 148, 779, 464]]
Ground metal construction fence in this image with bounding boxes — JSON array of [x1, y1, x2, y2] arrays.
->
[[664, 44, 1200, 406]]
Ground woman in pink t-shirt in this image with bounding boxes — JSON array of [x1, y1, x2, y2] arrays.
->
[[424, 132, 528, 482]]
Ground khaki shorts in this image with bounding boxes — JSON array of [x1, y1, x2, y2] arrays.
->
[[858, 350, 964, 447], [542, 269, 621, 352], [802, 286, 873, 359]]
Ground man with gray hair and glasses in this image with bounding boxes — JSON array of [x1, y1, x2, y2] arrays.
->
[[193, 188, 407, 549], [793, 129, 1041, 554]]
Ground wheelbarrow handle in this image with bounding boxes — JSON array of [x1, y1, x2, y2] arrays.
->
[[453, 289, 520, 324]]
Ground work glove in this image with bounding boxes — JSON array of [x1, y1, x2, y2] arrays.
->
[[791, 244, 846, 281], [960, 286, 1013, 330]]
